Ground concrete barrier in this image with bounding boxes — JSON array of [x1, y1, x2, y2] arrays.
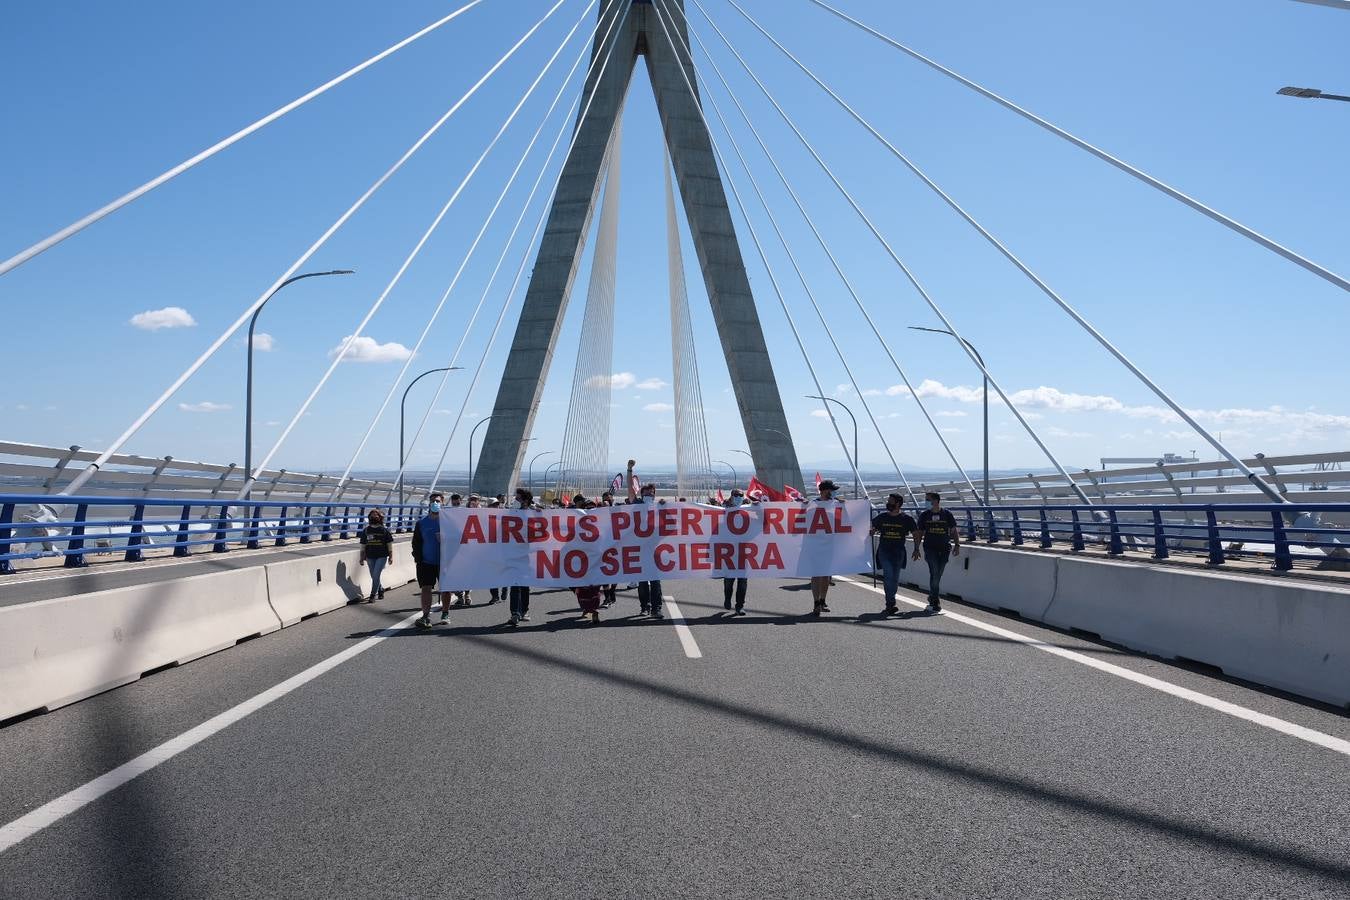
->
[[0, 566, 281, 720], [938, 546, 1350, 708], [265, 550, 366, 627]]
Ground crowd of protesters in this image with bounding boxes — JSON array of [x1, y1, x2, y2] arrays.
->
[[358, 462, 960, 629]]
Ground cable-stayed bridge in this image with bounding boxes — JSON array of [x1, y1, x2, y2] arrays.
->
[[2, 2, 1349, 896]]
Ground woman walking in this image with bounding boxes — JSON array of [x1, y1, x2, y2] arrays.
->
[[358, 509, 395, 603]]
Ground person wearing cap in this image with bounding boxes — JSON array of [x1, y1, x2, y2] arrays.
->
[[808, 479, 842, 616], [358, 508, 395, 603], [487, 497, 508, 605], [411, 492, 452, 629], [722, 489, 750, 614], [451, 494, 482, 609], [626, 458, 665, 619], [870, 493, 917, 615], [914, 491, 959, 613]]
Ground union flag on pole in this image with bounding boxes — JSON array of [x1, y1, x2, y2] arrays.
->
[[783, 484, 806, 502], [746, 476, 783, 502]]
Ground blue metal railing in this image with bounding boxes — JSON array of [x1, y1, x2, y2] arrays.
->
[[948, 502, 1349, 572], [0, 494, 428, 574]]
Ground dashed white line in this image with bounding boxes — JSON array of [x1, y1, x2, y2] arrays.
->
[[663, 596, 703, 659], [837, 576, 1350, 758], [0, 610, 424, 854]]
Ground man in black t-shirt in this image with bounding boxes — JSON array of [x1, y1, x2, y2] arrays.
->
[[870, 493, 917, 615], [913, 491, 960, 614]]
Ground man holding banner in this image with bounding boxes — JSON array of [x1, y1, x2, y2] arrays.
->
[[627, 459, 664, 619]]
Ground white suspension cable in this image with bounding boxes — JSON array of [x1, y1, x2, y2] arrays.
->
[[803, 0, 1350, 296], [655, 0, 929, 506], [326, 0, 601, 499], [233, 0, 572, 498], [0, 0, 489, 278], [727, 0, 1285, 504], [390, 0, 629, 499], [689, 0, 1091, 505], [649, 0, 870, 501], [61, 0, 566, 497], [426, 0, 632, 493]]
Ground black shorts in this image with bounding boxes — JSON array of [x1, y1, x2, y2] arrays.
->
[[416, 562, 440, 588]]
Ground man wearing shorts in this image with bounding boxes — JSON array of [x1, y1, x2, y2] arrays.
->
[[412, 492, 451, 628]]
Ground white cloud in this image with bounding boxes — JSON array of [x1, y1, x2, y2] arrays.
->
[[263, 420, 281, 426], [883, 385, 910, 397], [635, 377, 669, 391], [1047, 426, 1092, 439], [586, 372, 637, 390], [179, 401, 231, 413], [130, 306, 196, 330], [329, 335, 413, 364], [834, 384, 853, 396], [810, 409, 831, 418], [936, 410, 967, 418], [16, 403, 30, 411], [861, 389, 883, 398], [939, 427, 962, 434], [643, 402, 674, 412], [250, 332, 275, 352]]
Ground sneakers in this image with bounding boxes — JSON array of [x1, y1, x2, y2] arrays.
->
[[415, 617, 432, 630], [925, 601, 942, 615], [507, 614, 519, 627], [520, 613, 531, 622], [590, 611, 600, 624], [810, 603, 822, 617], [378, 589, 386, 600], [883, 605, 899, 616], [438, 610, 450, 623], [724, 598, 732, 611], [734, 607, 745, 617], [820, 602, 831, 614], [650, 610, 665, 620], [639, 605, 650, 616]]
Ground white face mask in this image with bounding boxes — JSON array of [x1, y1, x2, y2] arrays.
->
[[643, 494, 655, 504], [729, 497, 743, 507]]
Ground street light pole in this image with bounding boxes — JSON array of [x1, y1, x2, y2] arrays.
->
[[1278, 85, 1350, 102], [468, 415, 494, 495], [542, 460, 562, 499], [909, 325, 989, 506], [399, 366, 462, 504], [715, 458, 738, 489], [528, 449, 556, 494], [245, 269, 354, 485], [807, 395, 859, 498]]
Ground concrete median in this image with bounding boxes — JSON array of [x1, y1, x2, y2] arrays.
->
[[0, 566, 281, 721]]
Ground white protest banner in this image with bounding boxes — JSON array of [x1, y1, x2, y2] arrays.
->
[[438, 501, 872, 589]]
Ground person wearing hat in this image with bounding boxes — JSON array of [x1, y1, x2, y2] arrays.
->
[[870, 493, 917, 615], [722, 488, 750, 614], [451, 494, 482, 609], [506, 487, 536, 627], [808, 479, 843, 616], [914, 491, 959, 613]]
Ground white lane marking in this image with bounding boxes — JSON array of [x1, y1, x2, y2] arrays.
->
[[663, 597, 702, 659], [0, 611, 424, 854], [838, 576, 1350, 758]]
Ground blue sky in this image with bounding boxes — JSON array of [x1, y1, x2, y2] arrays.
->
[[2, 0, 1347, 478]]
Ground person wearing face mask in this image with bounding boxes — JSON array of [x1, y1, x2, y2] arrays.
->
[[722, 489, 749, 614], [412, 492, 452, 629], [626, 459, 665, 619], [808, 479, 842, 616], [358, 509, 395, 603], [914, 491, 960, 614], [506, 487, 536, 627], [870, 493, 917, 615], [598, 491, 618, 607], [487, 498, 508, 605]]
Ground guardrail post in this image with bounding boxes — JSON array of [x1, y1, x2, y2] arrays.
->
[[124, 503, 147, 562], [0, 502, 15, 574], [1039, 509, 1052, 548], [963, 509, 977, 543], [1151, 509, 1169, 559], [322, 505, 334, 542], [1010, 509, 1023, 546], [1107, 509, 1124, 555], [1205, 508, 1224, 565], [339, 505, 352, 540], [1270, 509, 1293, 571], [213, 505, 231, 553], [246, 504, 262, 550], [275, 506, 289, 547], [64, 503, 89, 568], [299, 504, 312, 545], [174, 504, 193, 557], [985, 508, 999, 544], [1070, 509, 1085, 551]]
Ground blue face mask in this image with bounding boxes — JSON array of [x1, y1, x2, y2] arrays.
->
[[929, 501, 939, 510], [429, 501, 442, 514]]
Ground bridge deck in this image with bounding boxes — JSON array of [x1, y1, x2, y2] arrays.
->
[[0, 574, 1346, 896]]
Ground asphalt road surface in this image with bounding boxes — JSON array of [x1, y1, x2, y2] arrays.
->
[[1, 573, 1348, 898]]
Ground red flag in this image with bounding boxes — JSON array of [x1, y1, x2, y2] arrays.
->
[[611, 473, 624, 494], [716, 488, 726, 504], [630, 473, 641, 496], [783, 484, 805, 502], [746, 476, 783, 502], [814, 472, 823, 490]]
